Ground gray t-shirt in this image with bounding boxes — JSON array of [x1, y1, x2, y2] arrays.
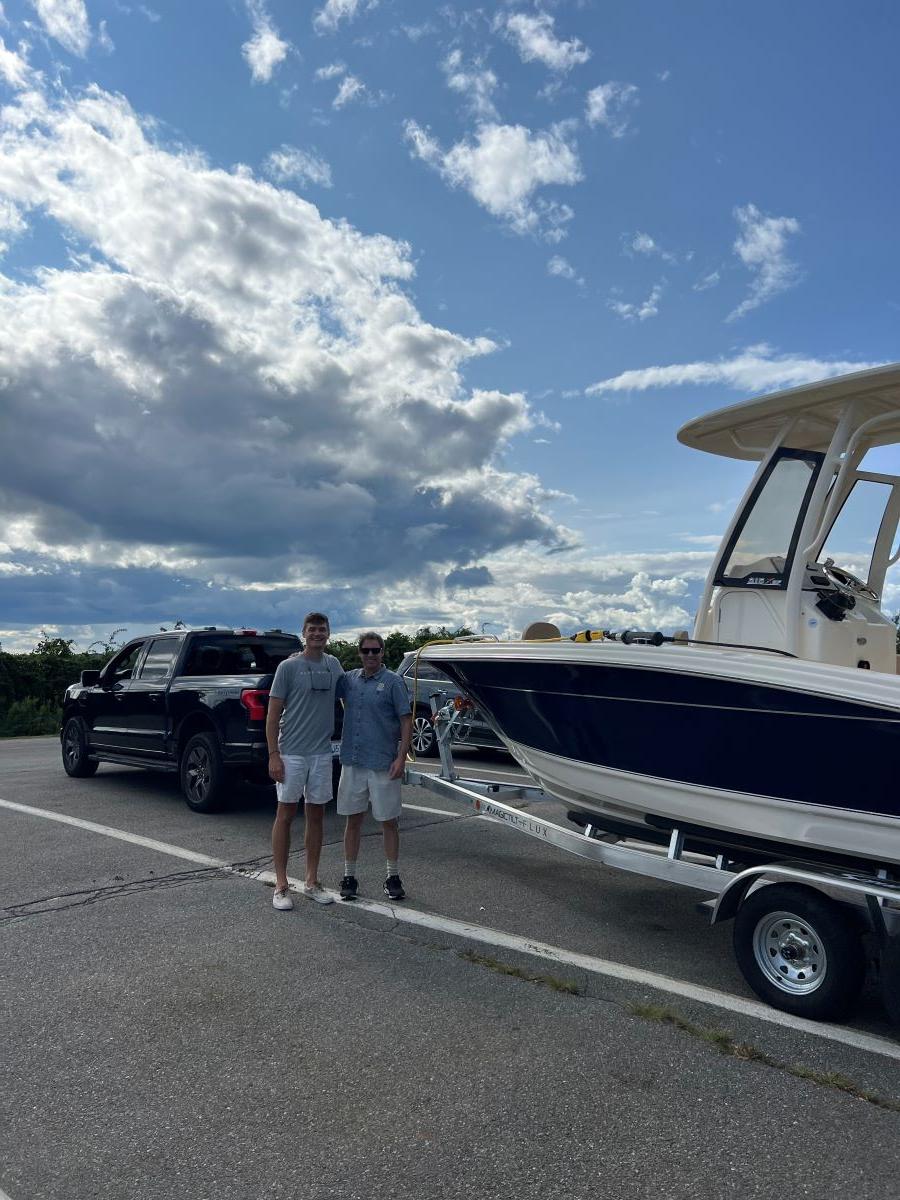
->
[[270, 653, 343, 756]]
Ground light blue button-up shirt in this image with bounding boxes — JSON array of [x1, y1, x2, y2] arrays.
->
[[337, 667, 411, 770]]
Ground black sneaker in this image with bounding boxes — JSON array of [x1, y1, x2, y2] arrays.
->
[[339, 875, 358, 901], [383, 874, 405, 901]]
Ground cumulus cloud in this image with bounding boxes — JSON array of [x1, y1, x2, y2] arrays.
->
[[623, 230, 678, 264], [498, 11, 590, 73], [547, 255, 583, 285], [242, 0, 289, 84], [30, 0, 90, 56], [333, 73, 365, 108], [585, 81, 638, 137], [727, 203, 801, 320], [264, 145, 332, 188], [0, 82, 568, 636], [442, 49, 498, 120], [607, 282, 663, 321], [313, 0, 372, 34], [586, 347, 884, 396], [0, 36, 33, 87], [403, 118, 582, 239]]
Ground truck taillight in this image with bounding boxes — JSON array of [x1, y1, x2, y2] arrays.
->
[[241, 689, 268, 721]]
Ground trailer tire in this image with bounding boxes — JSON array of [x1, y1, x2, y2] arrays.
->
[[733, 884, 864, 1021], [881, 936, 900, 1027]]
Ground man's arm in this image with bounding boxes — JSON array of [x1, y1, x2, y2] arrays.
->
[[388, 712, 412, 780], [266, 696, 286, 783]]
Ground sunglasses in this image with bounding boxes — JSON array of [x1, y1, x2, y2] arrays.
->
[[359, 647, 383, 655]]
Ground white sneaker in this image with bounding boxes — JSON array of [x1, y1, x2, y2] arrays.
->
[[302, 883, 335, 906], [272, 887, 294, 911]]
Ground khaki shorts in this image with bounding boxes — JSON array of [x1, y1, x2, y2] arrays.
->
[[337, 764, 402, 822], [275, 753, 333, 806]]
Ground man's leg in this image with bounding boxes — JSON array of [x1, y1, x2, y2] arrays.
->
[[303, 803, 325, 888], [382, 817, 400, 864], [272, 801, 298, 893], [344, 811, 365, 864]]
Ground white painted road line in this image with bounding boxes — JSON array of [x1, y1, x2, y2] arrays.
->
[[0, 799, 229, 866], [4, 796, 900, 1062]]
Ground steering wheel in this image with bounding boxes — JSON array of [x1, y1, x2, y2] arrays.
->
[[821, 558, 879, 603]]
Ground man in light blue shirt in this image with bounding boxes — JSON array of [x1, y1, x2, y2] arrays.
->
[[335, 632, 411, 901]]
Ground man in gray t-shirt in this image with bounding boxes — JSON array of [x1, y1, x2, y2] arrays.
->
[[267, 612, 343, 911]]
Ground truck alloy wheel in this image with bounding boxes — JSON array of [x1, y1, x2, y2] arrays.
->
[[61, 718, 99, 778], [180, 732, 229, 813]]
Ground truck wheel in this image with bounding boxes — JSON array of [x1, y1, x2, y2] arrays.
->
[[61, 718, 99, 777], [733, 884, 865, 1021], [410, 711, 439, 758], [180, 732, 230, 813]]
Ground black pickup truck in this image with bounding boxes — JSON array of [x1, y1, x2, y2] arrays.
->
[[60, 627, 339, 813]]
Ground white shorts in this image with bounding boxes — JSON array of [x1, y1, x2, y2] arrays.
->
[[337, 764, 402, 822], [275, 753, 333, 806]]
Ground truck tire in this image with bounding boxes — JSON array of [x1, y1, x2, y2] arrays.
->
[[180, 732, 230, 814], [733, 884, 865, 1021], [61, 717, 99, 778], [410, 710, 439, 758]]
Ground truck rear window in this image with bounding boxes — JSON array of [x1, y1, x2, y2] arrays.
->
[[182, 637, 300, 676]]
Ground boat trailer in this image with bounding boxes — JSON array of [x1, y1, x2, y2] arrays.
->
[[405, 696, 900, 1027]]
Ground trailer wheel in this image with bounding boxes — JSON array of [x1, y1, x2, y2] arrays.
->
[[881, 936, 900, 1027], [733, 884, 865, 1021]]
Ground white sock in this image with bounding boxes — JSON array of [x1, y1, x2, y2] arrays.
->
[[386, 860, 399, 877], [344, 861, 357, 877]]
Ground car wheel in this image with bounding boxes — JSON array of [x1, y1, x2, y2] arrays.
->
[[61, 717, 99, 778], [410, 711, 439, 758], [733, 884, 865, 1021], [180, 732, 230, 813]]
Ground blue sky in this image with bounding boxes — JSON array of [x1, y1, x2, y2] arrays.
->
[[0, 0, 898, 651]]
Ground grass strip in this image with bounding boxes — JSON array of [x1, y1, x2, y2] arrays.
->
[[459, 949, 583, 995], [629, 1002, 900, 1113]]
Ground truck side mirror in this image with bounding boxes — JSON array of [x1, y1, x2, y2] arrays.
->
[[80, 670, 101, 686]]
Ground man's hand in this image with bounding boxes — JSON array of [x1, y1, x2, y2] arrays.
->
[[388, 753, 405, 781], [268, 751, 285, 784]]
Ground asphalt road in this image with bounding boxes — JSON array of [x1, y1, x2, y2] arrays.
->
[[3, 735, 900, 1200]]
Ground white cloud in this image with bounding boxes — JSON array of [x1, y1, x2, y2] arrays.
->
[[607, 282, 663, 322], [693, 269, 720, 291], [0, 35, 31, 87], [333, 74, 365, 108], [586, 347, 885, 396], [585, 81, 638, 137], [0, 82, 567, 623], [498, 11, 590, 73], [30, 0, 90, 56], [264, 145, 332, 188], [623, 230, 678, 263], [242, 0, 289, 84], [313, 0, 373, 35], [442, 49, 498, 120], [547, 255, 582, 285], [727, 203, 801, 321], [404, 119, 582, 239], [315, 61, 346, 80]]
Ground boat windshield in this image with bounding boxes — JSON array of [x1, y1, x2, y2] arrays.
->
[[716, 448, 823, 588]]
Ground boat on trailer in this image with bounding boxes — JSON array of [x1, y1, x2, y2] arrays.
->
[[413, 364, 900, 1023], [421, 363, 900, 870]]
